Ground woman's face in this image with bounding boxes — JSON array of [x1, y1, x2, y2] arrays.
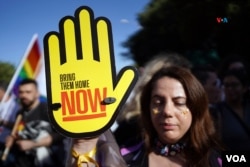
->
[[150, 76, 192, 144]]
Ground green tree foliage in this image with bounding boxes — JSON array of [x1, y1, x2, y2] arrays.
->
[[122, 0, 250, 67], [0, 61, 15, 83]]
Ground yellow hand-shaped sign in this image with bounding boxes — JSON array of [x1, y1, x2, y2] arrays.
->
[[43, 6, 138, 138]]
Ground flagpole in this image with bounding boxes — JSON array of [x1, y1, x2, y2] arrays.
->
[[0, 34, 39, 111]]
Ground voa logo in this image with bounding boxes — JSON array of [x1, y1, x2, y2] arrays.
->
[[216, 17, 229, 23], [226, 154, 247, 163]]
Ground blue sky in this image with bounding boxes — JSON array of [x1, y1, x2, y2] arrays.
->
[[0, 0, 149, 71]]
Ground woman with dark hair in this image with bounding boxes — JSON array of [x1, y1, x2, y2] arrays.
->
[[138, 66, 222, 167], [67, 66, 222, 167]]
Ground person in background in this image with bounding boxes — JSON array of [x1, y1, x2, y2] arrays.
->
[[67, 66, 223, 167], [215, 69, 250, 151], [217, 54, 250, 101], [4, 78, 66, 167]]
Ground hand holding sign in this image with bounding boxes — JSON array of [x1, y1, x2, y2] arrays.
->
[[44, 6, 138, 138]]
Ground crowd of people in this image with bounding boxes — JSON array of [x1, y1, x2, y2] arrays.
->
[[0, 52, 249, 167]]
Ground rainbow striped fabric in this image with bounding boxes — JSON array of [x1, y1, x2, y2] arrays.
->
[[13, 37, 42, 95]]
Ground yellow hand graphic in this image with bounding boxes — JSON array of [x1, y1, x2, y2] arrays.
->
[[43, 6, 138, 138]]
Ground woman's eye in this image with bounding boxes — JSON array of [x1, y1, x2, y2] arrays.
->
[[175, 102, 186, 106], [152, 99, 162, 106]]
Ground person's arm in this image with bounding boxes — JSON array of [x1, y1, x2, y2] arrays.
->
[[16, 135, 53, 151], [65, 130, 128, 167], [97, 130, 128, 167], [66, 137, 99, 167]]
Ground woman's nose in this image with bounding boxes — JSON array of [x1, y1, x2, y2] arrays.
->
[[162, 103, 173, 117]]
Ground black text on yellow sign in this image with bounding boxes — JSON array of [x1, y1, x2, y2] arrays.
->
[[43, 6, 138, 138]]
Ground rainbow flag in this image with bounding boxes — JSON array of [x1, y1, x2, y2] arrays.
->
[[0, 34, 42, 104], [12, 36, 42, 95], [19, 39, 41, 78]]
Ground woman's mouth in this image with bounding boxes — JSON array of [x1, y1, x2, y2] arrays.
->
[[160, 123, 177, 130]]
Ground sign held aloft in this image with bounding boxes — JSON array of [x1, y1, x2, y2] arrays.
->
[[43, 6, 138, 138]]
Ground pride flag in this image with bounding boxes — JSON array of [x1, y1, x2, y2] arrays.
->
[[12, 35, 42, 95]]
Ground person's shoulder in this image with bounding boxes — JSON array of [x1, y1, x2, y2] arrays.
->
[[121, 139, 147, 167], [35, 102, 49, 116], [38, 102, 48, 109]]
